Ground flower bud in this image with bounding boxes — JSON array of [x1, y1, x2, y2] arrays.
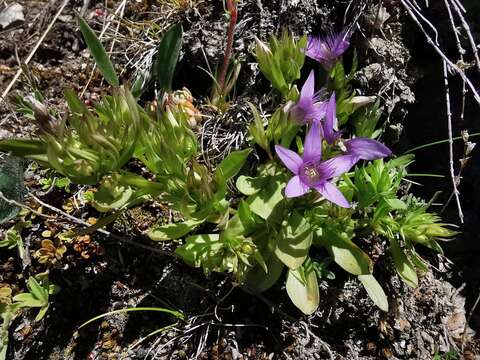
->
[[349, 96, 377, 109]]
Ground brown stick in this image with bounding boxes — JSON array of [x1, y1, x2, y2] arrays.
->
[[0, 0, 70, 102]]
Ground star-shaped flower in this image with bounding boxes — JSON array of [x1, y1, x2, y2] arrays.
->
[[289, 70, 326, 124], [305, 31, 350, 70], [275, 121, 357, 208]]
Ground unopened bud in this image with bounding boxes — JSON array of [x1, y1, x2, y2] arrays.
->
[[465, 141, 476, 155], [254, 36, 272, 55], [241, 243, 254, 255], [25, 95, 48, 119], [25, 95, 57, 134], [349, 96, 376, 109]]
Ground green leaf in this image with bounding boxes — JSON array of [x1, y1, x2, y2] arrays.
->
[[26, 277, 48, 304], [176, 234, 221, 268], [148, 219, 201, 241], [318, 229, 372, 275], [35, 304, 49, 321], [245, 253, 284, 293], [0, 139, 46, 157], [236, 200, 259, 234], [77, 15, 119, 86], [389, 237, 418, 288], [384, 198, 407, 210], [254, 38, 287, 95], [274, 212, 312, 269], [2, 228, 24, 259], [64, 88, 89, 115], [236, 175, 267, 196], [409, 251, 429, 274], [387, 154, 415, 169], [92, 178, 134, 212], [247, 102, 270, 155], [358, 274, 389, 312], [216, 149, 251, 181], [286, 265, 319, 315], [0, 156, 24, 224], [131, 72, 146, 98], [153, 24, 182, 93], [12, 293, 43, 308], [79, 307, 184, 329], [247, 175, 285, 221]]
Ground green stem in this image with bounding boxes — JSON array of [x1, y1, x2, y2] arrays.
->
[[404, 132, 480, 153]]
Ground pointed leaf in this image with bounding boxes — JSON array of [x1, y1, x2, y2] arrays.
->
[[0, 139, 46, 157], [35, 304, 49, 321], [245, 254, 284, 293], [77, 15, 119, 86], [390, 237, 418, 288], [26, 277, 48, 304], [274, 212, 312, 269], [12, 293, 43, 308], [318, 229, 372, 275], [247, 102, 270, 154], [153, 24, 182, 92], [286, 266, 319, 315], [148, 219, 201, 241], [358, 274, 389, 312], [216, 149, 251, 181]]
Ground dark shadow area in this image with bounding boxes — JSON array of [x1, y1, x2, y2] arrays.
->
[[400, 2, 480, 335]]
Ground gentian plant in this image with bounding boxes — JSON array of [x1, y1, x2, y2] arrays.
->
[[0, 21, 456, 315]]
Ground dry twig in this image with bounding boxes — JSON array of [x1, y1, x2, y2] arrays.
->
[[0, 0, 70, 102], [442, 60, 464, 222], [400, 0, 480, 105], [1, 190, 174, 257], [402, 0, 468, 221]]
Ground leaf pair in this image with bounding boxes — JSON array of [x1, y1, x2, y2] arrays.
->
[[12, 276, 59, 322], [78, 14, 182, 95]]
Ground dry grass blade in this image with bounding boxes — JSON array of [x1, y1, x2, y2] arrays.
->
[[0, 0, 70, 102]]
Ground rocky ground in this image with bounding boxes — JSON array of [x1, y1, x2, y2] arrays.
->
[[0, 0, 479, 359]]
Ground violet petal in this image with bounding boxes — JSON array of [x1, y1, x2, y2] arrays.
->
[[323, 92, 338, 144], [303, 121, 322, 163], [317, 155, 358, 180], [275, 145, 303, 174], [285, 175, 309, 198], [345, 138, 392, 160], [301, 70, 316, 100], [315, 181, 350, 208]]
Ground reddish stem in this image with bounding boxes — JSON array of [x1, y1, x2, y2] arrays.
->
[[217, 0, 237, 94]]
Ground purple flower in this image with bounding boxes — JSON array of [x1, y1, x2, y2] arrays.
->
[[305, 32, 350, 70], [275, 122, 357, 208], [289, 70, 326, 124], [344, 138, 392, 160], [322, 92, 339, 145], [321, 92, 392, 161]]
